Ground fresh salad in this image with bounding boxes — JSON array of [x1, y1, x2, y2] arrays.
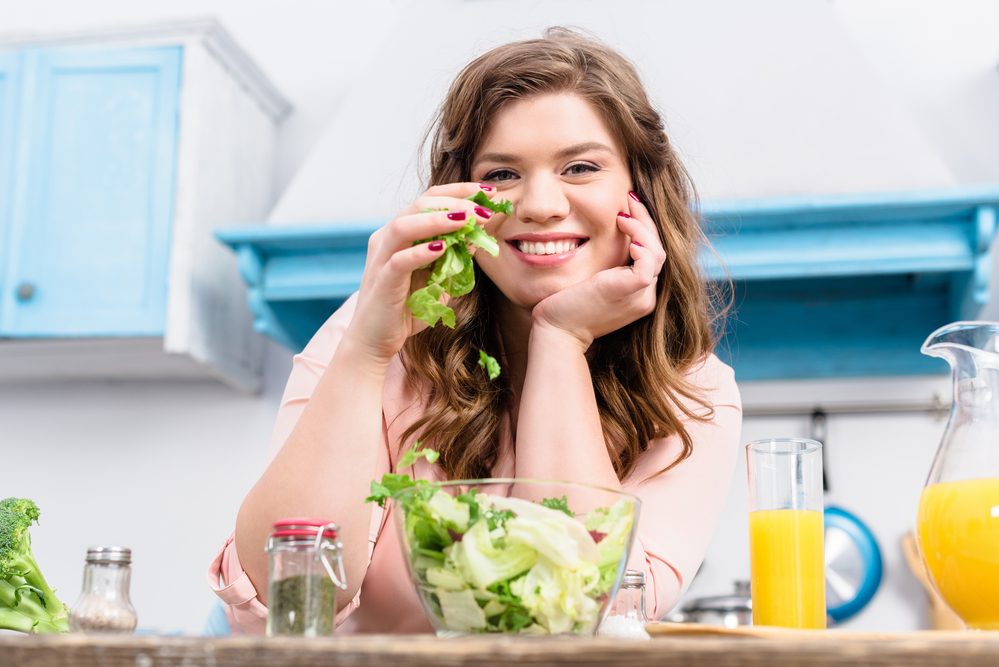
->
[[408, 190, 512, 381], [366, 447, 635, 634]]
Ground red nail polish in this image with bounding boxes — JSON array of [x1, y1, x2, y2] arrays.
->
[[479, 183, 495, 191], [628, 191, 641, 202], [631, 240, 643, 247], [446, 211, 466, 221], [429, 241, 444, 251], [618, 211, 631, 218], [474, 206, 493, 219]]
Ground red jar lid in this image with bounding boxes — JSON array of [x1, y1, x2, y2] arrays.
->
[[271, 518, 338, 539]]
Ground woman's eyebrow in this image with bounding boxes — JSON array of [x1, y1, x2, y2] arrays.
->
[[474, 142, 616, 167], [553, 141, 616, 159]]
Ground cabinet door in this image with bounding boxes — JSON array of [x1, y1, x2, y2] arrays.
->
[[0, 46, 182, 337], [0, 51, 21, 329]]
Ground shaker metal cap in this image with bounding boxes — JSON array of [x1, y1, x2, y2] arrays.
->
[[85, 546, 132, 564], [622, 569, 645, 587]]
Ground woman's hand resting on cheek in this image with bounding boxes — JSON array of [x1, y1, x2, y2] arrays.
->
[[531, 194, 666, 352]]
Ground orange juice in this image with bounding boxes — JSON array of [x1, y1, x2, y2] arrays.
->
[[917, 477, 999, 629], [749, 509, 826, 628]]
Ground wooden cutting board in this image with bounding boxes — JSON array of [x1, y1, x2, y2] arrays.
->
[[647, 622, 981, 641]]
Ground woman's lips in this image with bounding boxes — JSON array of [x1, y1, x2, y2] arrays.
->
[[506, 239, 587, 267]]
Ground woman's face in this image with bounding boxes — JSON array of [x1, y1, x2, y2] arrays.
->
[[471, 93, 634, 310]]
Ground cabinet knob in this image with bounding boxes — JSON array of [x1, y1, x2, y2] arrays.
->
[[15, 282, 36, 302]]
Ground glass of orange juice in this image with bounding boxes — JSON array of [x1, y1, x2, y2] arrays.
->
[[746, 438, 826, 629]]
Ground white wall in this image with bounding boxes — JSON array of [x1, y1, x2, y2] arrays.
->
[[0, 346, 292, 634], [0, 0, 404, 196], [833, 0, 999, 186], [1, 0, 996, 634]]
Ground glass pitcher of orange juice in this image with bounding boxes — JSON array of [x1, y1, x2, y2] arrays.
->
[[746, 438, 826, 629], [918, 321, 999, 630]]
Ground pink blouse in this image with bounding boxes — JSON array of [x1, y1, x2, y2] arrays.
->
[[207, 293, 742, 634]]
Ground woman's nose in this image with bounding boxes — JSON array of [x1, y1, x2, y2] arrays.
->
[[516, 175, 570, 224]]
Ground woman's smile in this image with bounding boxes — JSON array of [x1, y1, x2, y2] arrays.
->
[[507, 233, 590, 267]]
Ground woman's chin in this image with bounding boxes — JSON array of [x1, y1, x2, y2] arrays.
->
[[492, 279, 580, 312], [490, 289, 545, 312]]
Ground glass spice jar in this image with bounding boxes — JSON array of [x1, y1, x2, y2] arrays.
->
[[68, 546, 138, 633], [266, 518, 347, 637]]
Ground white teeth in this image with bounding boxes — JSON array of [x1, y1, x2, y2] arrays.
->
[[517, 240, 581, 255]]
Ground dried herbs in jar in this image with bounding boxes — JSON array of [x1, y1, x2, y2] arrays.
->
[[265, 520, 347, 637]]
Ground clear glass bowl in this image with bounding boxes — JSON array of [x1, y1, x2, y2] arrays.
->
[[391, 478, 641, 636]]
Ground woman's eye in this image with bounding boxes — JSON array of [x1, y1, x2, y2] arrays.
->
[[482, 169, 518, 182], [565, 162, 599, 176]]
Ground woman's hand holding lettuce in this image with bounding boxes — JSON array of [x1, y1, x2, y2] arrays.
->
[[408, 191, 511, 380], [343, 185, 508, 368]]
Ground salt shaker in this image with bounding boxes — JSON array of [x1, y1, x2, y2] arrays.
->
[[266, 518, 347, 637], [69, 546, 138, 633], [598, 569, 651, 639]]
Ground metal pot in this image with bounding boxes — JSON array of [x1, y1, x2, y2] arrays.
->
[[664, 581, 752, 628]]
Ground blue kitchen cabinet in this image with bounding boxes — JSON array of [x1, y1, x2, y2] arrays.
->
[[0, 46, 181, 337], [0, 51, 20, 317], [0, 22, 290, 390]]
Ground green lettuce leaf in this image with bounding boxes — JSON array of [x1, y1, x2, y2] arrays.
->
[[469, 190, 514, 216], [478, 350, 501, 381], [437, 589, 487, 632], [406, 283, 454, 329], [540, 496, 573, 517], [406, 191, 508, 328], [428, 489, 471, 531], [405, 190, 509, 381], [398, 443, 440, 468], [450, 520, 537, 589], [489, 496, 599, 567]]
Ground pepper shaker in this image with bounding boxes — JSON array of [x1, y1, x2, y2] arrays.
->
[[69, 546, 138, 633]]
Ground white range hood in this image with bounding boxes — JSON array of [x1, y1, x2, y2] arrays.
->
[[267, 0, 957, 225]]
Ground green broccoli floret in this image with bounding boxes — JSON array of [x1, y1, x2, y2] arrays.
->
[[0, 497, 69, 633]]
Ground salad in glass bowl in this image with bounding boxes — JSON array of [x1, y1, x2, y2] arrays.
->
[[366, 447, 641, 636]]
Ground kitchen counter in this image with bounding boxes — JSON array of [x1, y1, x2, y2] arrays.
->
[[2, 629, 999, 667]]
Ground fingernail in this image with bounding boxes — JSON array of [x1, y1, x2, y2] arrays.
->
[[446, 211, 466, 221], [631, 240, 643, 247], [474, 206, 493, 219], [628, 191, 641, 202], [479, 183, 495, 191], [429, 241, 445, 251], [618, 211, 631, 218]]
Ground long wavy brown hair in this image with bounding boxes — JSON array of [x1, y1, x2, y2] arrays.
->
[[400, 27, 726, 482]]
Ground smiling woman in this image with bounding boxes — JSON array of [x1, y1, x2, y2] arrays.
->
[[210, 27, 742, 635]]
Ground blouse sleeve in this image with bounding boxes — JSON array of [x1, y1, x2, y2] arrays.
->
[[622, 354, 743, 620], [206, 293, 392, 634]]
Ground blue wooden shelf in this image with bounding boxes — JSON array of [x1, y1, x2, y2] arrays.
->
[[217, 187, 999, 381]]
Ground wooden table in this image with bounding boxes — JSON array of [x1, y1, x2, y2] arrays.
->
[[2, 630, 999, 667]]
